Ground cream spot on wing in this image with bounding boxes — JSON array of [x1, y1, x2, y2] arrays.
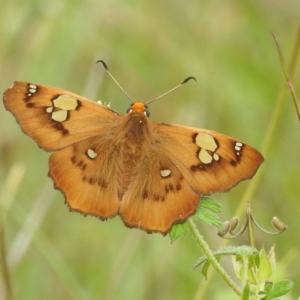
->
[[199, 149, 213, 164], [213, 153, 219, 161], [53, 95, 78, 110], [195, 133, 218, 151], [196, 134, 221, 164], [46, 107, 53, 113], [160, 169, 171, 178], [51, 110, 68, 122], [87, 149, 98, 159]]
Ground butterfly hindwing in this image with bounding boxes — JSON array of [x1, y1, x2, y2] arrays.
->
[[119, 149, 200, 233], [3, 81, 121, 151], [49, 136, 121, 219]]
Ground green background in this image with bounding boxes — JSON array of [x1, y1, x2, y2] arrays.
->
[[0, 1, 299, 299]]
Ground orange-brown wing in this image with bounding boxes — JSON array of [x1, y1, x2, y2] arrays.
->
[[152, 123, 264, 196], [119, 148, 200, 234], [49, 135, 200, 232], [48, 135, 122, 220], [118, 122, 263, 235], [3, 81, 122, 151], [46, 120, 200, 233]]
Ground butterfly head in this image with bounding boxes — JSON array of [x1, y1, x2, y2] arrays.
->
[[126, 102, 150, 117]]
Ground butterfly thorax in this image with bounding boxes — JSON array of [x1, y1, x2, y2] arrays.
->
[[121, 104, 151, 143], [116, 107, 154, 196]]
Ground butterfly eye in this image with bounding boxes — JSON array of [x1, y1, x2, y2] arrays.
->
[[126, 107, 132, 114], [144, 109, 150, 117]]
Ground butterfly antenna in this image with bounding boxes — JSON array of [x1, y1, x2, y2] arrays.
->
[[97, 60, 134, 104], [145, 76, 196, 106]]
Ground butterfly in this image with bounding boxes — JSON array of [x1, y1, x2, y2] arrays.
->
[[3, 61, 264, 235]]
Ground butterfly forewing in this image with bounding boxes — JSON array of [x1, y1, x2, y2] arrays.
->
[[3, 82, 121, 151], [154, 124, 264, 196]]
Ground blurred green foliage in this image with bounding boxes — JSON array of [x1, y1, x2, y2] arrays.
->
[[0, 1, 299, 299]]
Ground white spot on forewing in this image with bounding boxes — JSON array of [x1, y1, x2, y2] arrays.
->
[[29, 84, 37, 93], [198, 149, 213, 164], [27, 84, 37, 97], [87, 149, 97, 159], [195, 133, 218, 151], [51, 110, 68, 122], [53, 95, 78, 110], [160, 169, 171, 178], [97, 100, 111, 107], [46, 107, 53, 113], [234, 142, 243, 155]]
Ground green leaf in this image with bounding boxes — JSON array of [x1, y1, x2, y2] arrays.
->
[[194, 205, 223, 228], [169, 221, 188, 242], [241, 283, 250, 300], [231, 255, 243, 281], [199, 197, 223, 213], [268, 246, 276, 273], [266, 279, 294, 299], [257, 248, 273, 282], [169, 198, 222, 241], [249, 252, 260, 269], [201, 260, 211, 279]]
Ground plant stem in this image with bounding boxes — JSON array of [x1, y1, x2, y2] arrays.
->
[[188, 219, 242, 297]]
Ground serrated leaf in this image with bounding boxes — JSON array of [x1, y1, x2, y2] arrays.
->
[[194, 207, 223, 228], [169, 221, 188, 242], [199, 197, 223, 213], [266, 280, 294, 299]]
